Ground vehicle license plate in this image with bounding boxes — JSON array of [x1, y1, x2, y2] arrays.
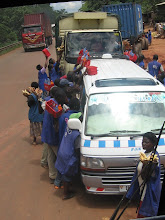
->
[[119, 185, 129, 192]]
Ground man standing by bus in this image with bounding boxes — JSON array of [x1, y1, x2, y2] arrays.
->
[[147, 54, 164, 78]]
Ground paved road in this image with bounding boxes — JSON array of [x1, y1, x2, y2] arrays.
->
[[0, 40, 137, 220]]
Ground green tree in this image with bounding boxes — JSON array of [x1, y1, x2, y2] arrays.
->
[[80, 0, 164, 13], [80, 0, 122, 11], [0, 24, 17, 47]]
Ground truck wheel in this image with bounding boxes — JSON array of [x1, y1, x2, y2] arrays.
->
[[144, 38, 149, 50], [134, 43, 142, 57], [24, 48, 28, 52], [141, 38, 145, 50]]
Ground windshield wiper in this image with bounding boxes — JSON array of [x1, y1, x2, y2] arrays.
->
[[88, 132, 115, 138], [109, 130, 140, 133], [151, 128, 165, 132], [88, 130, 141, 139]]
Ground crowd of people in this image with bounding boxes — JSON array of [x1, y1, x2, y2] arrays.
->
[[123, 29, 165, 84], [124, 45, 165, 85], [26, 52, 86, 200], [24, 45, 165, 217]]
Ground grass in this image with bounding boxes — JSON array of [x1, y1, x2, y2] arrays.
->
[[0, 42, 22, 56]]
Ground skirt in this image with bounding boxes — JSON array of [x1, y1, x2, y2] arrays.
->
[[30, 121, 43, 137]]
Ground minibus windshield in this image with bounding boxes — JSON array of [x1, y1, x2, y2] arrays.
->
[[85, 92, 165, 136]]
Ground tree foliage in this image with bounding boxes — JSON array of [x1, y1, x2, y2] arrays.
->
[[80, 0, 120, 11], [80, 0, 164, 14]]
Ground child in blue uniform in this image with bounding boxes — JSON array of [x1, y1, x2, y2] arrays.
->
[[137, 55, 145, 69], [126, 132, 161, 218], [27, 82, 44, 145], [58, 98, 80, 146], [48, 58, 61, 82], [40, 87, 68, 170], [41, 87, 61, 183], [148, 30, 152, 45], [55, 116, 82, 200], [36, 56, 48, 96], [147, 54, 164, 78]]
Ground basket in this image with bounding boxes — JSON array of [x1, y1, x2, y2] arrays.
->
[[45, 100, 62, 118], [86, 66, 97, 75], [44, 83, 54, 91]]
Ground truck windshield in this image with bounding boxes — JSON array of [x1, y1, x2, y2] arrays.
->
[[66, 32, 122, 58], [85, 92, 165, 136], [23, 26, 41, 34]]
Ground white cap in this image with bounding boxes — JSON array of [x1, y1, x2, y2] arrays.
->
[[67, 118, 82, 132]]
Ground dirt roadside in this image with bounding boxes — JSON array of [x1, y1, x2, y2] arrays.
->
[[143, 25, 165, 70]]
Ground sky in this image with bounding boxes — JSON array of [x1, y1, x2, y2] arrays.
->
[[50, 1, 82, 13]]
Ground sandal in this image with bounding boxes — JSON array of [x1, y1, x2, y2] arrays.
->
[[54, 185, 64, 189]]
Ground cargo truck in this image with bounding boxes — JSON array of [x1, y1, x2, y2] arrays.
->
[[102, 3, 149, 52], [55, 12, 124, 73], [22, 13, 52, 51]]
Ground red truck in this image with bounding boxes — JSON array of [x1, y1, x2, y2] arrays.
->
[[22, 13, 52, 51]]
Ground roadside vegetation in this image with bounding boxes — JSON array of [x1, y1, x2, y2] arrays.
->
[[0, 42, 22, 56]]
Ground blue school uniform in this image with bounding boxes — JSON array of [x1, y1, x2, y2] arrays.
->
[[139, 61, 145, 69], [148, 61, 161, 77], [126, 152, 161, 217], [28, 93, 44, 122], [41, 98, 59, 146], [55, 127, 80, 176], [148, 31, 152, 44], [50, 63, 61, 82], [58, 110, 78, 145], [38, 70, 48, 92]]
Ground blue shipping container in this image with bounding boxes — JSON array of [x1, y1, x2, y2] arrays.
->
[[102, 3, 143, 39]]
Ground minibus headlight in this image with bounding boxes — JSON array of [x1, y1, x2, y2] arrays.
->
[[86, 157, 104, 168], [81, 155, 87, 167], [80, 155, 105, 170]]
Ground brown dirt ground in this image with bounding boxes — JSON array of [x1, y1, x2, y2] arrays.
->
[[143, 25, 165, 70]]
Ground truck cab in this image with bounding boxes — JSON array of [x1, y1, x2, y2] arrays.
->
[[22, 13, 52, 51], [22, 24, 45, 51], [56, 12, 123, 73], [80, 58, 165, 194]]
